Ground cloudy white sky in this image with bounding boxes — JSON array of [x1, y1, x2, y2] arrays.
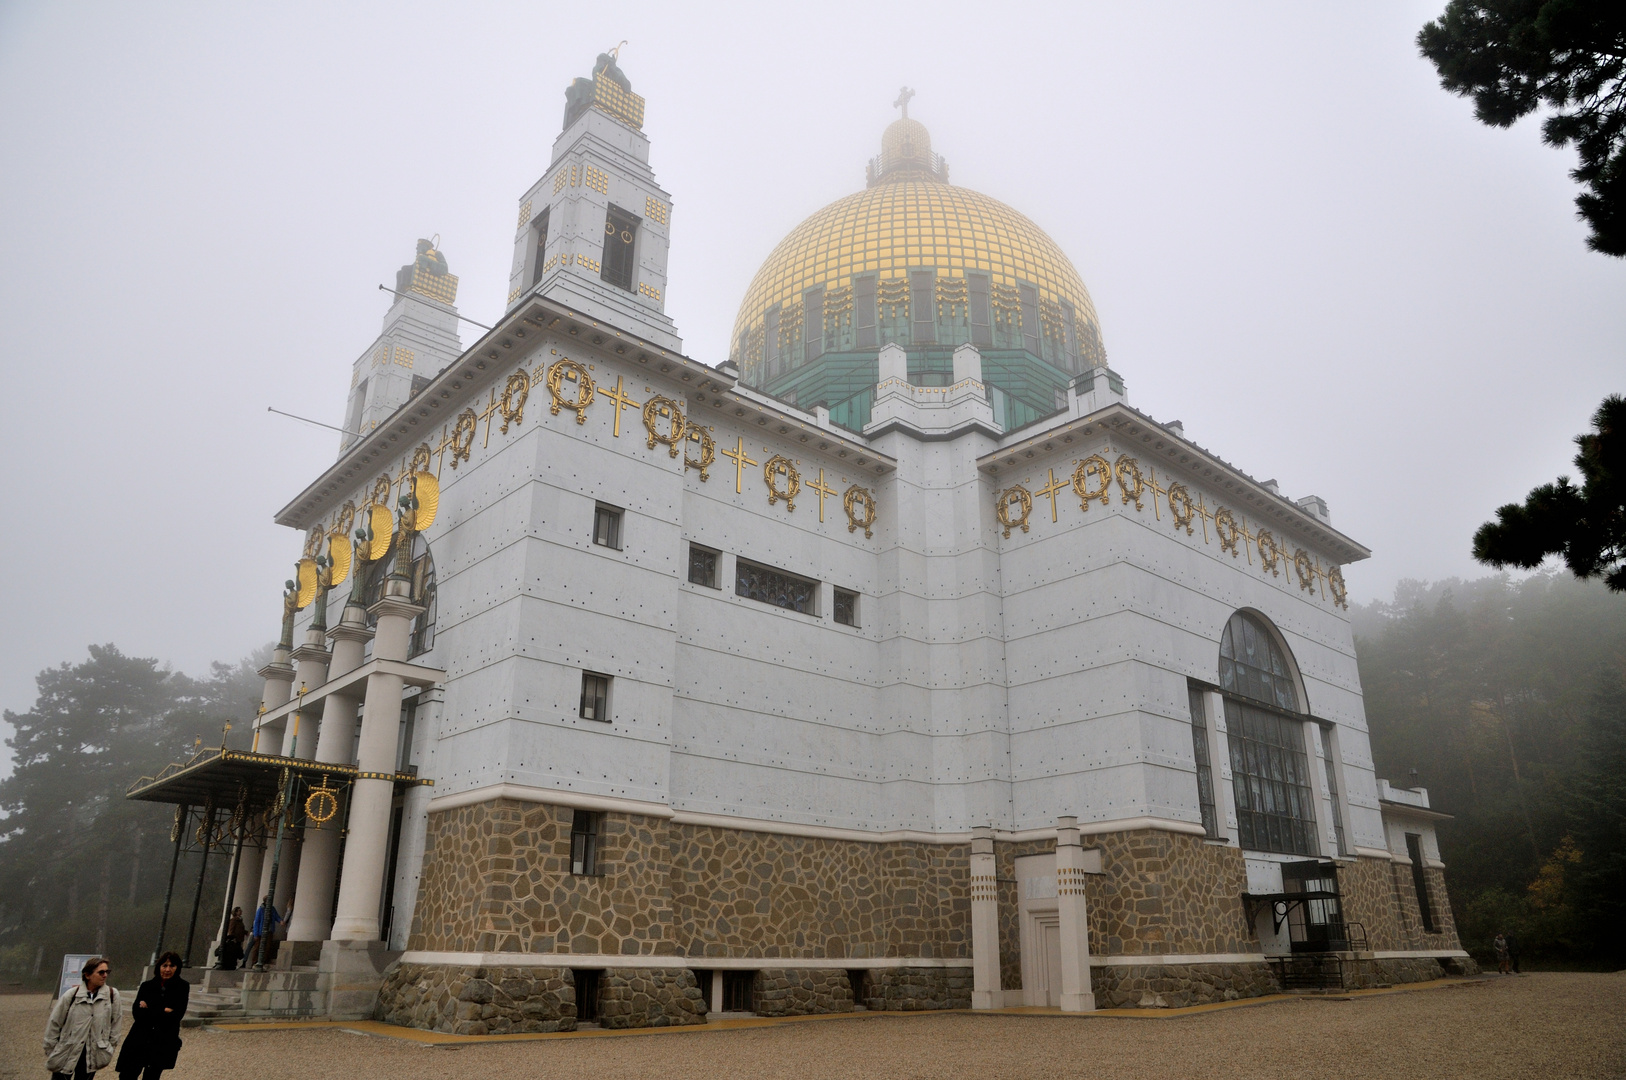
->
[[1, 2, 1620, 749]]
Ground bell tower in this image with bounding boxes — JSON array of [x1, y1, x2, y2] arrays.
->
[[506, 51, 681, 352]]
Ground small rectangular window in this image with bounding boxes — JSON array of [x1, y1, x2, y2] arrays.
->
[[593, 504, 622, 550], [736, 559, 818, 615], [834, 589, 858, 626], [570, 809, 603, 875], [601, 206, 639, 291], [579, 672, 610, 723], [688, 545, 719, 588]]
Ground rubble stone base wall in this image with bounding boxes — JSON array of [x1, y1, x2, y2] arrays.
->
[[1345, 955, 1477, 989], [752, 968, 855, 1016], [598, 968, 707, 1028], [860, 967, 973, 1010], [376, 962, 575, 1035], [1090, 962, 1277, 1009]]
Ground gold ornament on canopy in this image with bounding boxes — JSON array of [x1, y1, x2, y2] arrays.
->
[[406, 472, 439, 531], [366, 504, 394, 561], [303, 526, 324, 558], [295, 558, 319, 609], [324, 532, 352, 588]]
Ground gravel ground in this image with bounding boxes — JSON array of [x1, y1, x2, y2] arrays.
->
[[4, 973, 1621, 1080]]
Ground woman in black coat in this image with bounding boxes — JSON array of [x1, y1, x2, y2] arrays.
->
[[116, 952, 189, 1080]]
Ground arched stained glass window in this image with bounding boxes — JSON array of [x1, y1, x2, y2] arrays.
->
[[1218, 611, 1318, 856], [1219, 612, 1299, 712]]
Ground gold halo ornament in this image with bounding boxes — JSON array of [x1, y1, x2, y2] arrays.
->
[[407, 472, 439, 531], [367, 504, 395, 561], [324, 532, 353, 588], [294, 558, 319, 609]]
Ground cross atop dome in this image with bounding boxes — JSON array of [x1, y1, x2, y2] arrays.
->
[[894, 86, 915, 120]]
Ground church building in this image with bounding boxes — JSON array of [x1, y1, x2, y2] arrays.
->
[[132, 54, 1473, 1031]]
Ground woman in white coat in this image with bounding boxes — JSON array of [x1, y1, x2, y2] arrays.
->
[[44, 957, 122, 1080]]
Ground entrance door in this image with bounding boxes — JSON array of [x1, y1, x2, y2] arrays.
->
[[1039, 917, 1062, 1007]]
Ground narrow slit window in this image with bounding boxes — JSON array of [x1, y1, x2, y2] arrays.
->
[[529, 208, 551, 288], [1321, 726, 1347, 857], [579, 672, 610, 723], [1406, 833, 1436, 932], [1188, 684, 1220, 839]]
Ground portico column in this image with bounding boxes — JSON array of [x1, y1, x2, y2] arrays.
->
[[254, 588, 298, 753], [282, 589, 332, 760], [286, 597, 373, 944], [1055, 816, 1095, 1012], [970, 826, 1001, 1009], [329, 563, 421, 942]]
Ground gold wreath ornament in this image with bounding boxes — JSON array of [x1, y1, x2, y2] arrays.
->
[[304, 778, 341, 826], [1167, 482, 1195, 535], [366, 503, 395, 561], [449, 409, 477, 468], [546, 358, 595, 423], [303, 525, 324, 558], [764, 455, 801, 510], [410, 444, 432, 475], [323, 532, 352, 588], [406, 471, 439, 531], [1256, 528, 1282, 577], [844, 485, 878, 538], [642, 395, 686, 457], [684, 425, 714, 481], [1072, 455, 1112, 511], [1328, 565, 1349, 609], [1294, 548, 1317, 592], [294, 558, 319, 609], [1115, 454, 1146, 509], [372, 474, 393, 508], [500, 370, 530, 433], [1214, 508, 1241, 557], [996, 485, 1033, 538]]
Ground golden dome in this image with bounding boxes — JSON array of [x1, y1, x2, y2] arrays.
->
[[730, 121, 1104, 373]]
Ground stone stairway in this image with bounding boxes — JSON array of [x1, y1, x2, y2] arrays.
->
[[184, 988, 248, 1026]]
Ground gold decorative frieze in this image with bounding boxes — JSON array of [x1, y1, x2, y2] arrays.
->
[[996, 484, 1032, 538], [448, 410, 476, 469], [575, 253, 601, 273], [393, 346, 415, 369], [499, 370, 529, 433], [517, 200, 532, 228], [554, 169, 569, 194], [638, 281, 662, 302], [592, 76, 645, 129], [644, 197, 669, 225], [584, 165, 609, 195], [507, 286, 522, 304], [1257, 529, 1282, 577], [684, 425, 714, 481], [1072, 454, 1111, 511], [1114, 454, 1145, 509], [1167, 482, 1195, 535]]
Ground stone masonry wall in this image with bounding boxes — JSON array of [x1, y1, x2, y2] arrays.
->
[[376, 962, 575, 1035], [598, 968, 707, 1028], [861, 967, 972, 1010], [1337, 855, 1463, 954], [409, 799, 971, 961], [752, 969, 854, 1016], [1091, 962, 1276, 1009]]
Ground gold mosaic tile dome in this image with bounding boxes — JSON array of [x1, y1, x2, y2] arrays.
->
[[729, 117, 1104, 372]]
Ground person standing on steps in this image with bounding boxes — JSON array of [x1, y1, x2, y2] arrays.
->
[[43, 956, 121, 1080], [115, 951, 189, 1080]]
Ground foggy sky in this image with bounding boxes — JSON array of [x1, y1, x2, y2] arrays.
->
[[1, 2, 1621, 763]]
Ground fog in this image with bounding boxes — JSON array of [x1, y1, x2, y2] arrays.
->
[[1, 1, 1620, 760]]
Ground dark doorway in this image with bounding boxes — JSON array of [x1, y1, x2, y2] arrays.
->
[[574, 968, 603, 1023]]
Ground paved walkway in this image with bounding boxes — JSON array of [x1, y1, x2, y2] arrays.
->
[[5, 971, 1622, 1079]]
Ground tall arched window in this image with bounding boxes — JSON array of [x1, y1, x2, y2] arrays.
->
[[1219, 612, 1319, 856]]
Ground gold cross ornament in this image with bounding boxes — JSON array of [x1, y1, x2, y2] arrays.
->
[[805, 468, 837, 522], [1035, 468, 1067, 523], [720, 436, 758, 494], [600, 375, 641, 438]]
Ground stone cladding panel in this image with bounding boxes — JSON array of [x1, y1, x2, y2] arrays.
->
[[860, 967, 972, 1010], [1336, 856, 1463, 954], [598, 968, 707, 1028], [666, 825, 970, 958], [751, 968, 855, 1016], [375, 962, 576, 1035], [1091, 962, 1276, 1009]]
